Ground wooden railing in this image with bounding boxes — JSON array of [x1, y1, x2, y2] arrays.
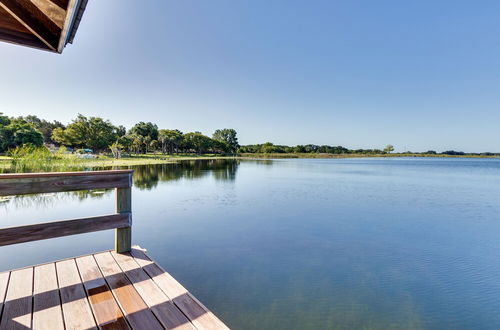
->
[[0, 170, 133, 253]]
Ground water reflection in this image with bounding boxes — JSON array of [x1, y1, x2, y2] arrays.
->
[[128, 159, 240, 190], [0, 160, 242, 208]]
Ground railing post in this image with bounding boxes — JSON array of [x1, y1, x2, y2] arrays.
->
[[115, 186, 132, 253]]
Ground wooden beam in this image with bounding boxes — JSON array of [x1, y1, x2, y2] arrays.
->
[[0, 0, 62, 50], [57, 0, 76, 52], [48, 0, 70, 11], [115, 187, 132, 253], [0, 213, 131, 247], [0, 170, 133, 196]]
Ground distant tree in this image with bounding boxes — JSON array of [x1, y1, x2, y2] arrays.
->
[[129, 134, 144, 154], [0, 113, 11, 152], [5, 119, 44, 148], [383, 145, 395, 153], [158, 129, 183, 154], [442, 150, 465, 156], [51, 114, 118, 152], [183, 132, 213, 154], [212, 129, 239, 153], [0, 115, 43, 151], [21, 115, 65, 144], [116, 125, 127, 137], [129, 122, 158, 141], [426, 150, 437, 154]]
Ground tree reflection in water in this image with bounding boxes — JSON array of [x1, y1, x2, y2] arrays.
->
[[0, 160, 242, 208]]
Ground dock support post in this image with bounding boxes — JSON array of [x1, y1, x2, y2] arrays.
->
[[115, 186, 132, 253]]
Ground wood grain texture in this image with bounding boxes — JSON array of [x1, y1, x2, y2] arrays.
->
[[0, 0, 61, 49], [0, 213, 131, 247], [0, 248, 229, 329], [115, 187, 132, 253], [0, 267, 33, 329], [33, 263, 64, 330], [0, 170, 132, 196], [0, 272, 9, 321], [130, 248, 230, 330], [49, 0, 70, 10], [55, 259, 97, 330], [94, 252, 163, 330], [112, 251, 196, 330], [75, 255, 130, 329]]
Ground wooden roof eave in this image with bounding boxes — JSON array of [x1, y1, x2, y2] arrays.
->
[[0, 0, 87, 53]]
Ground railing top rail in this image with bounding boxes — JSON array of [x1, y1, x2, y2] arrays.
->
[[0, 170, 133, 196], [0, 169, 134, 179]]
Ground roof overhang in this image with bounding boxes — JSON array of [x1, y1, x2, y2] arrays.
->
[[0, 0, 88, 53]]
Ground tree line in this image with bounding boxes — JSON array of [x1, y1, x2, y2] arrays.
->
[[0, 113, 239, 155], [1, 113, 496, 156]]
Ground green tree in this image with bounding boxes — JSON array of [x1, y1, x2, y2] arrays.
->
[[51, 114, 119, 152], [21, 115, 65, 144], [0, 116, 43, 151], [7, 120, 44, 147], [383, 145, 395, 153], [158, 129, 183, 154], [212, 129, 239, 153], [183, 132, 213, 154], [0, 113, 11, 152], [129, 122, 158, 140]]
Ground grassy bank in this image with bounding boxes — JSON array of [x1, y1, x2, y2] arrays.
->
[[1, 152, 498, 173], [0, 153, 238, 172]]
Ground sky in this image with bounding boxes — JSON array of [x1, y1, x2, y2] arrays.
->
[[1, 0, 500, 152]]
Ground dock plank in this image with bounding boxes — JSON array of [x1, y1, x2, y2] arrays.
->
[[56, 259, 97, 330], [75, 255, 130, 330], [0, 248, 228, 330], [0, 267, 33, 329], [130, 248, 229, 330], [33, 263, 64, 330], [94, 252, 163, 330], [0, 272, 9, 320], [112, 251, 196, 330]]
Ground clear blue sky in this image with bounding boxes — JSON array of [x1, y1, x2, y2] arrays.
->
[[1, 0, 499, 152]]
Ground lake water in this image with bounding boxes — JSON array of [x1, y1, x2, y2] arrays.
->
[[1, 158, 500, 329]]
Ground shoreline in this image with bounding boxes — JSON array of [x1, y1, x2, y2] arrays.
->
[[1, 153, 498, 171]]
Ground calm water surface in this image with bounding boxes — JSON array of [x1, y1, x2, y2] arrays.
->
[[1, 158, 500, 329]]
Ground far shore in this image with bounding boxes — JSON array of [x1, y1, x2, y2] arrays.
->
[[1, 152, 498, 172]]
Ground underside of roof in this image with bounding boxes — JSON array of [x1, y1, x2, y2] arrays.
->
[[0, 0, 88, 53]]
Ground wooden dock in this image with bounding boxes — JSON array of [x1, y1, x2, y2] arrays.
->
[[0, 171, 229, 329], [0, 246, 227, 330]]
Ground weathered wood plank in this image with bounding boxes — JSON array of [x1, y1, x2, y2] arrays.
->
[[0, 272, 9, 321], [115, 187, 132, 253], [55, 259, 97, 330], [94, 252, 163, 330], [0, 213, 131, 247], [0, 170, 132, 196], [0, 267, 33, 329], [75, 255, 130, 329], [130, 248, 229, 330], [112, 251, 196, 330], [33, 263, 64, 330], [0, 0, 61, 50]]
